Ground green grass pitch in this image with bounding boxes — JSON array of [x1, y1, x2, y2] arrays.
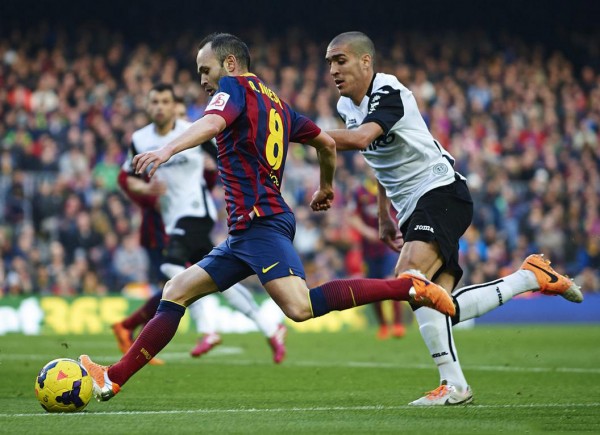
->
[[1, 325, 599, 433]]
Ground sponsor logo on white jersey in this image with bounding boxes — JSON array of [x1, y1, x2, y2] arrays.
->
[[362, 132, 395, 152]]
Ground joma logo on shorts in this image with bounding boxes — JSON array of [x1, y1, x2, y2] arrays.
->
[[414, 225, 434, 233]]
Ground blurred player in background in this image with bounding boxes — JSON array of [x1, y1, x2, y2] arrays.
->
[[79, 32, 455, 401], [113, 83, 287, 364], [174, 95, 265, 357], [116, 165, 167, 364], [325, 31, 583, 405], [348, 176, 405, 339]]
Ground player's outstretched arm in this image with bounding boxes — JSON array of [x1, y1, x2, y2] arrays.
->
[[327, 122, 383, 150], [306, 131, 336, 211], [133, 114, 226, 178], [377, 180, 403, 252]]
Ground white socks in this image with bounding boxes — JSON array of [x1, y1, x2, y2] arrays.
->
[[414, 307, 468, 390], [414, 269, 539, 391], [453, 270, 538, 322], [222, 283, 278, 338], [188, 297, 218, 335]]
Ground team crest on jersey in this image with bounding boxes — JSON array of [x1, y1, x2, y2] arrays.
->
[[206, 92, 230, 111], [432, 163, 449, 175]]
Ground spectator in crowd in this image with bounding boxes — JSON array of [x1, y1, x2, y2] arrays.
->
[[0, 24, 598, 299], [112, 231, 150, 289]]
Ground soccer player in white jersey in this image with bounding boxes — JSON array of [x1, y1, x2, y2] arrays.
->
[[115, 83, 287, 363], [324, 31, 583, 405]]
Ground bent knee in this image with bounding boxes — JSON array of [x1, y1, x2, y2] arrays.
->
[[280, 303, 312, 322], [162, 278, 188, 305]]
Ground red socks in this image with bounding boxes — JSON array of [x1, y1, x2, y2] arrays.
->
[[121, 292, 162, 330], [109, 300, 184, 386], [309, 277, 413, 317]]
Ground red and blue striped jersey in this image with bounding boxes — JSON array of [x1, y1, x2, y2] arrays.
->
[[204, 73, 321, 231]]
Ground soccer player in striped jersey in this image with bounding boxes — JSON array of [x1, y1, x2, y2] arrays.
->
[[79, 33, 456, 401], [113, 83, 287, 364], [324, 31, 583, 405]]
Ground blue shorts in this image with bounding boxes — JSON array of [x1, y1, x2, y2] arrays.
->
[[197, 212, 306, 291], [365, 251, 397, 279]]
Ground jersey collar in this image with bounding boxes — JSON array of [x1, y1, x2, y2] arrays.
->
[[366, 73, 377, 97]]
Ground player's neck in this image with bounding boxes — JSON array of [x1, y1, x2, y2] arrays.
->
[[351, 73, 375, 106], [154, 119, 176, 136]]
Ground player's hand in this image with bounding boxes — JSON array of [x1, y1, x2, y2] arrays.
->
[[379, 217, 403, 252], [132, 148, 172, 179], [310, 187, 334, 211]]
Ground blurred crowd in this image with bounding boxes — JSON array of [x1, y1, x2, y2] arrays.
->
[[1, 25, 599, 297]]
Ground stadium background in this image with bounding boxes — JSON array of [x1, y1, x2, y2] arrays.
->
[[1, 0, 599, 334]]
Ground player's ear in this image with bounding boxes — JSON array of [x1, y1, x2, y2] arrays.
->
[[361, 54, 372, 69], [224, 54, 236, 73]]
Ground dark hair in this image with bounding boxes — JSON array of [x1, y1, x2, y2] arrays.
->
[[329, 31, 376, 64], [198, 33, 251, 70], [150, 83, 176, 99]]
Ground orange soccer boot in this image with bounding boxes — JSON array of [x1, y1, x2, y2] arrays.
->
[[520, 254, 583, 303]]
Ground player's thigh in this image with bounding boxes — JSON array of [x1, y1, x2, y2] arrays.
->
[[163, 265, 220, 307], [230, 213, 306, 284], [395, 240, 444, 279], [197, 242, 255, 291], [397, 180, 472, 283]]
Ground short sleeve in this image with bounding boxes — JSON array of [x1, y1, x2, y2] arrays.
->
[[204, 77, 246, 125], [288, 106, 321, 143], [362, 85, 404, 134]]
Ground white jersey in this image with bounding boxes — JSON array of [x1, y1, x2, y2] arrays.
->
[[337, 72, 463, 226], [123, 119, 218, 234]]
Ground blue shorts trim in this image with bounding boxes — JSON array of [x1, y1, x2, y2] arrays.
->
[[197, 212, 305, 291]]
